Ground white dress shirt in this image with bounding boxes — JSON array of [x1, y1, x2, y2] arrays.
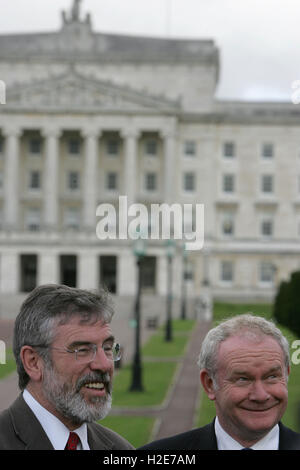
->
[[23, 389, 90, 450], [215, 416, 279, 450]]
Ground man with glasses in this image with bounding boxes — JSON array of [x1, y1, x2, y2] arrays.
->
[[0, 284, 134, 450]]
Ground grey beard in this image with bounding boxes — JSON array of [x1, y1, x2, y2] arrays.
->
[[42, 367, 113, 426]]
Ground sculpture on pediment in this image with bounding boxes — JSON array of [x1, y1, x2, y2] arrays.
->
[[62, 0, 91, 26]]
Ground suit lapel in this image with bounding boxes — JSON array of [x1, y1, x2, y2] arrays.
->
[[9, 395, 54, 450]]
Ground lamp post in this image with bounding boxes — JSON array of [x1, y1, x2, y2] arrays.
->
[[181, 243, 187, 320], [165, 239, 175, 342], [129, 233, 146, 392]]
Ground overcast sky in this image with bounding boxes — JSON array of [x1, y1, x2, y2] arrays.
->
[[0, 0, 299, 102]]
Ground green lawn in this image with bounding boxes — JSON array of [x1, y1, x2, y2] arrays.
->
[[100, 415, 156, 448], [197, 302, 300, 432], [0, 348, 16, 380]]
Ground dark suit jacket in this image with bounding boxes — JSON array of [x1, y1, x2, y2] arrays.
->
[[0, 395, 134, 450], [139, 420, 300, 450]]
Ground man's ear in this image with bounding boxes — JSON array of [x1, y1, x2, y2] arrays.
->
[[20, 345, 44, 383], [200, 369, 217, 401]]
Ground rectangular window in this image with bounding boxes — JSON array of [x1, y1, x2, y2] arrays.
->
[[223, 141, 235, 158], [261, 174, 273, 193], [68, 138, 81, 155], [106, 139, 119, 156], [145, 139, 158, 156], [68, 172, 80, 190], [223, 174, 235, 193], [183, 172, 196, 192], [260, 262, 274, 283], [26, 208, 41, 232], [221, 261, 234, 282], [222, 215, 235, 236], [262, 143, 273, 158], [184, 140, 196, 156], [64, 207, 80, 230], [29, 138, 42, 155], [106, 172, 118, 190], [29, 171, 41, 190], [145, 172, 157, 191], [261, 218, 273, 237]]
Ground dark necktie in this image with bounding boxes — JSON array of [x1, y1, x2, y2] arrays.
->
[[65, 432, 80, 450], [241, 447, 253, 450]]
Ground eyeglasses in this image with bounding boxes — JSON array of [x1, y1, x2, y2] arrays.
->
[[32, 342, 122, 364]]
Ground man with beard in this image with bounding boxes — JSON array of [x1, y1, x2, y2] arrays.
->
[[0, 284, 134, 450]]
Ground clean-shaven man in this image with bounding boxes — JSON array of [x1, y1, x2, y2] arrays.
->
[[140, 314, 300, 450]]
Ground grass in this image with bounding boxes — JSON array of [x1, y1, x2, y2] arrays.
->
[[0, 348, 16, 380], [112, 361, 178, 407], [197, 302, 300, 432], [100, 415, 156, 448]]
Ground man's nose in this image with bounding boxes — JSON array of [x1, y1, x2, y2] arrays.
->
[[89, 347, 113, 371], [248, 380, 271, 402]]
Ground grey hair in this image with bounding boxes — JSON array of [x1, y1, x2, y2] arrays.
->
[[13, 284, 114, 390], [198, 313, 290, 386]]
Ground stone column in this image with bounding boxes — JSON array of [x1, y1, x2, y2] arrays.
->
[[162, 130, 176, 204], [78, 251, 98, 290], [38, 252, 59, 285], [0, 252, 19, 293], [83, 129, 99, 232], [3, 127, 21, 230], [43, 128, 60, 231], [122, 129, 139, 208]]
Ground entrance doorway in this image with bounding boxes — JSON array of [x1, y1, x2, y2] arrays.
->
[[20, 254, 37, 292], [60, 255, 77, 287], [140, 256, 156, 293], [100, 256, 117, 294]]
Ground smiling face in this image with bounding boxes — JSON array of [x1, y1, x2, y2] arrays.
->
[[39, 315, 115, 429], [201, 333, 289, 447]]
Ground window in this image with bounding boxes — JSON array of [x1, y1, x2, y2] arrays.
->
[[145, 172, 157, 191], [223, 141, 235, 158], [221, 215, 235, 236], [106, 139, 119, 156], [106, 172, 118, 190], [262, 143, 273, 158], [261, 174, 273, 193], [220, 261, 234, 282], [26, 208, 41, 232], [260, 262, 274, 284], [29, 137, 42, 155], [183, 172, 196, 192], [261, 218, 273, 237], [184, 140, 196, 156], [29, 171, 41, 190], [223, 174, 235, 193], [145, 139, 158, 156], [68, 138, 81, 155], [68, 172, 80, 190], [64, 207, 80, 230]]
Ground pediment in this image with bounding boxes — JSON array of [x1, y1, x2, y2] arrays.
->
[[3, 71, 180, 114]]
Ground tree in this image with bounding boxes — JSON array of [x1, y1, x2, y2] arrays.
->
[[273, 271, 300, 337]]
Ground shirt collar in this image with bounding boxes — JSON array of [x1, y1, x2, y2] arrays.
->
[[215, 416, 279, 450], [23, 389, 90, 450]]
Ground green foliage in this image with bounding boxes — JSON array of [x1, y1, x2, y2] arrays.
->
[[273, 271, 300, 337]]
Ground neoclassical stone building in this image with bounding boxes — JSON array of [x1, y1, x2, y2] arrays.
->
[[0, 1, 299, 304]]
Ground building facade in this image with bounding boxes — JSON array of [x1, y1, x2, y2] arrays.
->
[[0, 1, 300, 304]]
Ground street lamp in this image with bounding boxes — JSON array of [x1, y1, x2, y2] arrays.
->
[[165, 239, 176, 342], [129, 231, 146, 392]]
